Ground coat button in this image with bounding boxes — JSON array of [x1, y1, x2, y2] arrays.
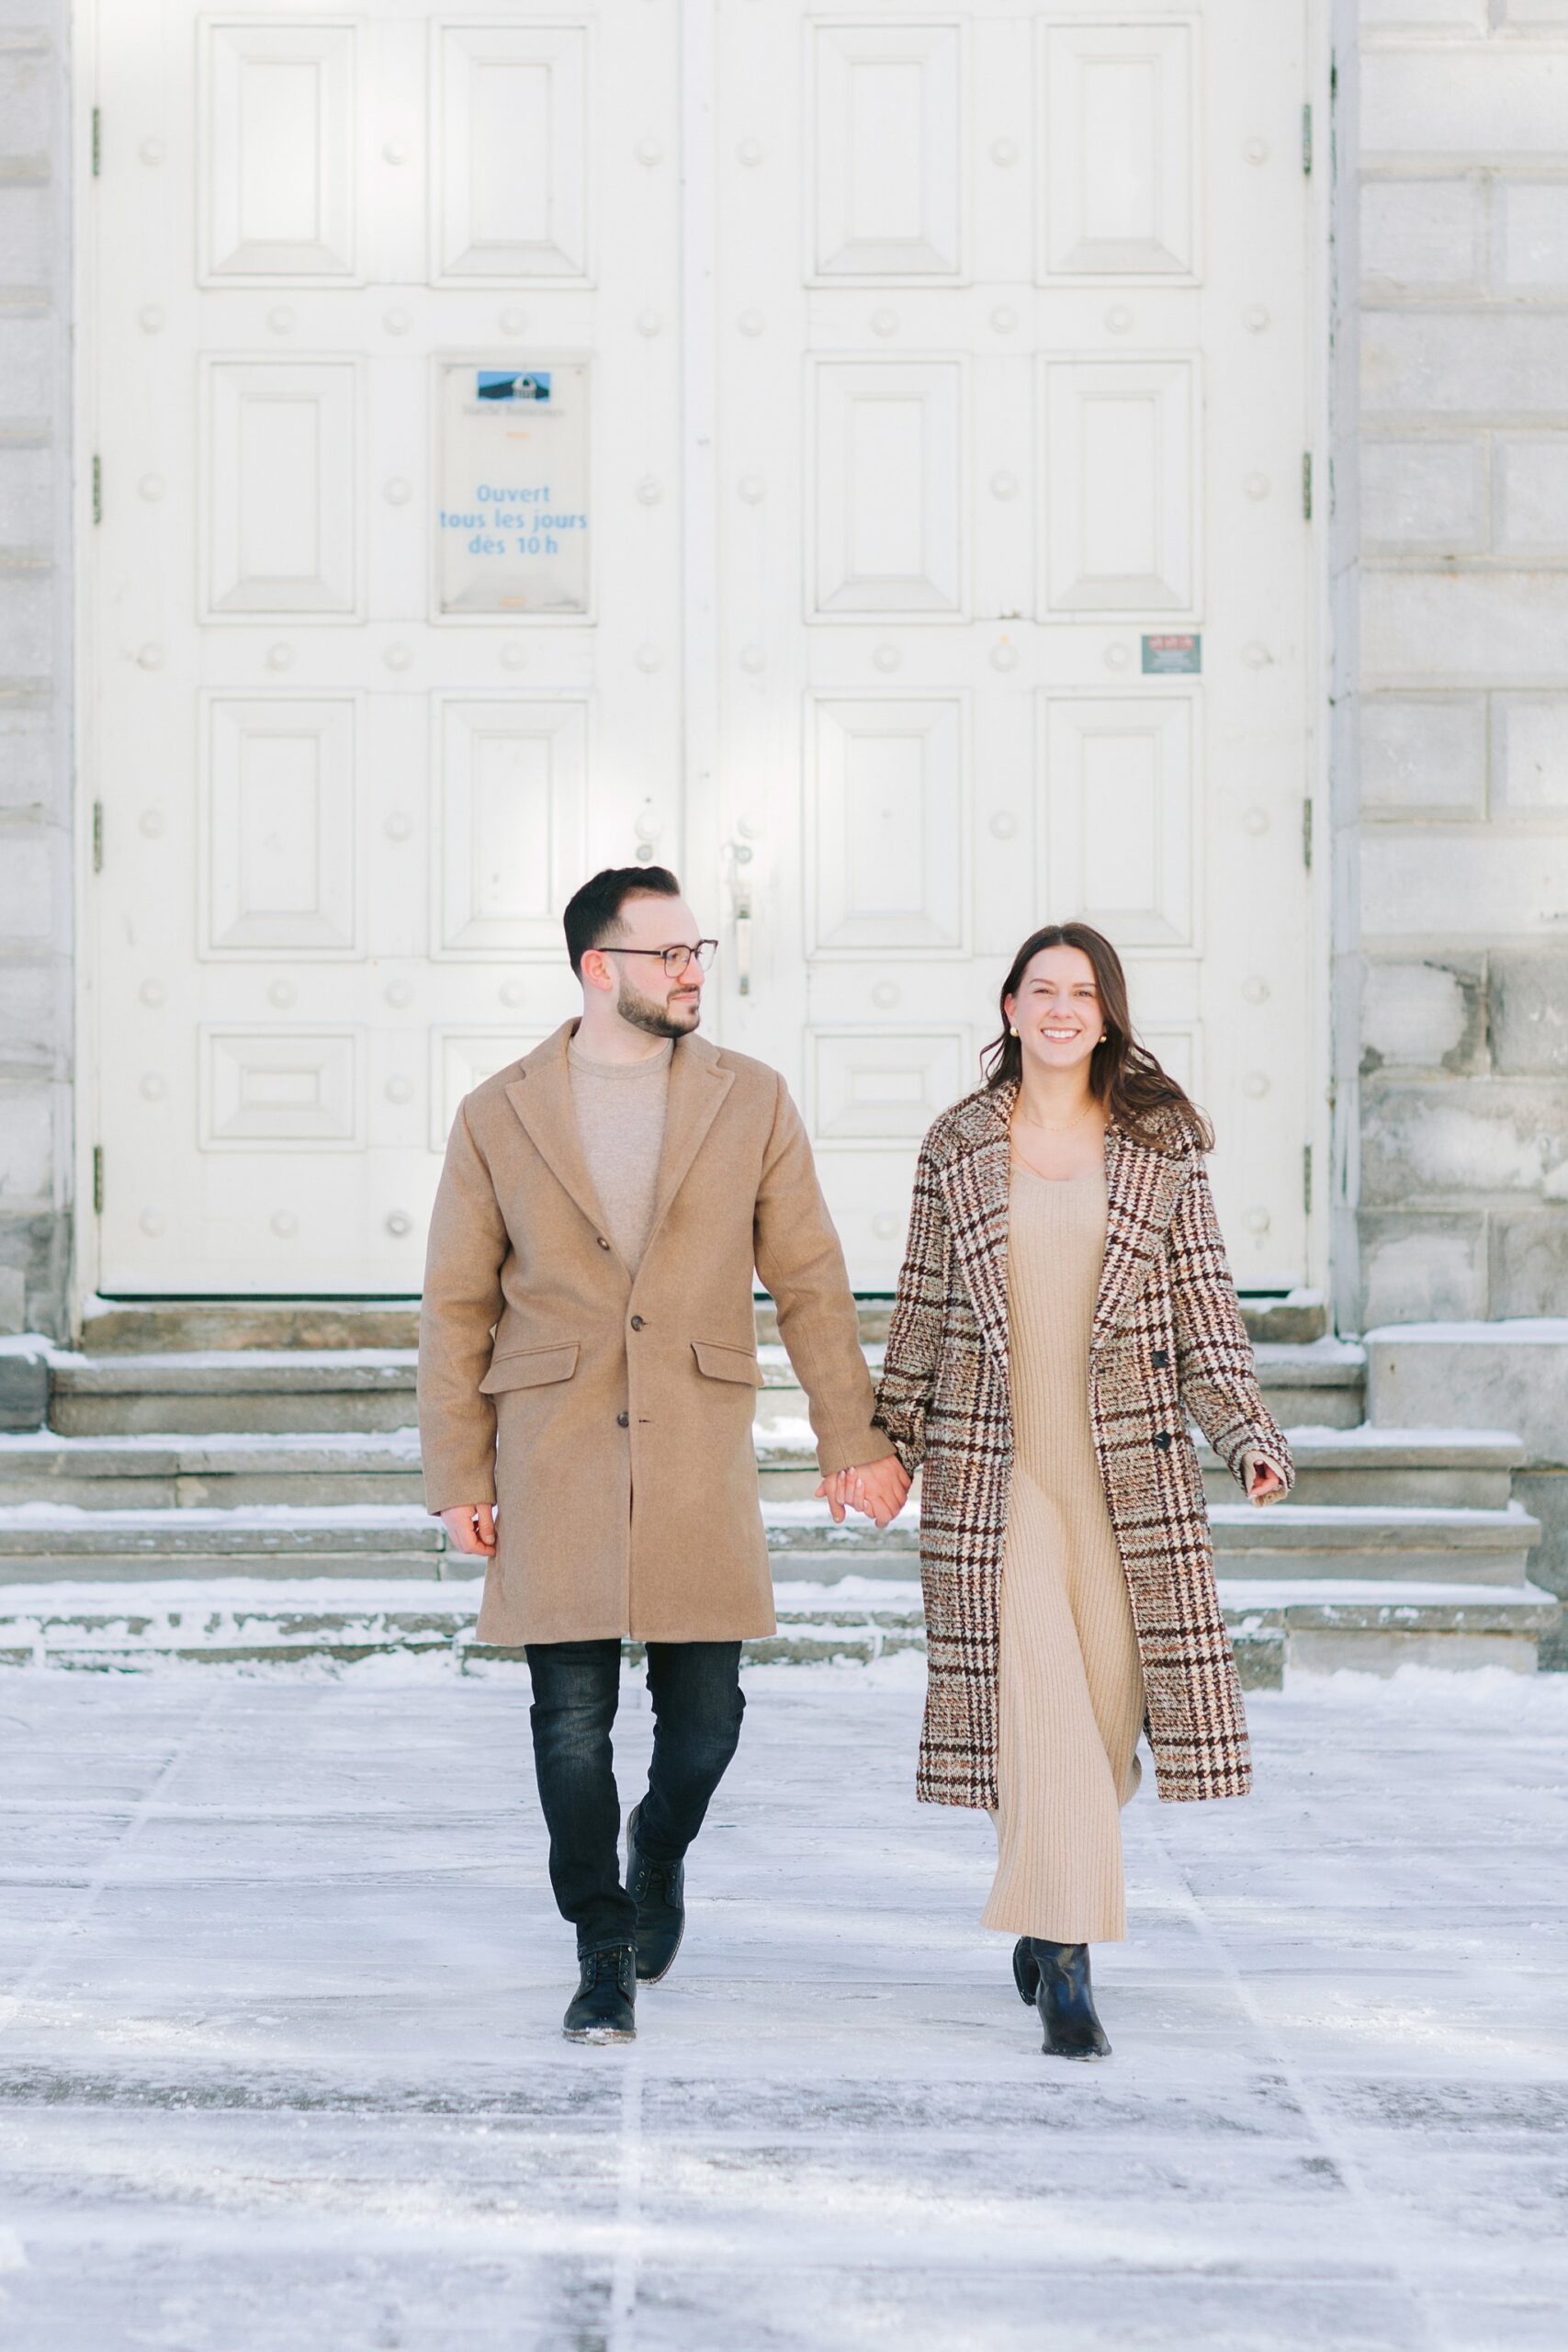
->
[[596, 1236, 611, 1250], [630, 1315, 645, 1330], [616, 1410, 629, 1428], [1155, 1430, 1172, 1451], [1152, 1349, 1168, 1368]]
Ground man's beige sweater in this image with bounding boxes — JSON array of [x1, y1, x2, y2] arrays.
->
[[566, 1028, 674, 1274]]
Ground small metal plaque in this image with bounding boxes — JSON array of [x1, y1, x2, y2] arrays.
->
[[1141, 632, 1201, 675], [436, 360, 591, 616]]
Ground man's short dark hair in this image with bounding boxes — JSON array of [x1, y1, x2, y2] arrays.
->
[[563, 866, 682, 978]]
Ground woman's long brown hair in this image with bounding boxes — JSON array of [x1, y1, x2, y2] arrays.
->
[[980, 922, 1214, 1154]]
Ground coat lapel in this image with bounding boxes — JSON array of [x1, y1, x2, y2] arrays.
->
[[640, 1030, 735, 1261], [940, 1080, 1017, 1395], [1090, 1123, 1190, 1352], [503, 1022, 612, 1249]]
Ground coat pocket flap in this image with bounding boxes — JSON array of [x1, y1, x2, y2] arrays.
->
[[692, 1340, 765, 1387], [479, 1341, 580, 1396]]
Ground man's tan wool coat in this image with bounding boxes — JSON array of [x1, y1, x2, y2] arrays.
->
[[418, 1019, 896, 1646], [873, 1077, 1294, 1811]]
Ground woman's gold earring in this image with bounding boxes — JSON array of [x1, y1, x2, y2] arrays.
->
[[1010, 1025, 1019, 1038]]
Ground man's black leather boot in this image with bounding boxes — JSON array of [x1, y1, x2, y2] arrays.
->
[[562, 1942, 637, 2043], [1026, 1937, 1111, 2059], [626, 1801, 685, 1984]]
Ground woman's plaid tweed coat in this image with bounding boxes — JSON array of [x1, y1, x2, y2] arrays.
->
[[872, 1076, 1294, 1810]]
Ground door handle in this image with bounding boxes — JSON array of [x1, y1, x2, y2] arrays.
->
[[727, 841, 754, 998]]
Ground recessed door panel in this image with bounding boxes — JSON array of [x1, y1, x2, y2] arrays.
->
[[202, 695, 361, 956], [1042, 22, 1195, 279], [809, 1027, 970, 1144], [432, 22, 589, 281], [201, 20, 359, 281], [434, 698, 588, 957], [807, 695, 967, 954], [810, 21, 963, 279], [812, 362, 964, 616], [204, 361, 360, 616], [201, 1026, 363, 1148], [1043, 359, 1197, 614], [1043, 695, 1197, 950]]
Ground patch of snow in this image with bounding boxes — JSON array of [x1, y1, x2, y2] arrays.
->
[[1365, 1318, 1568, 1345], [1269, 1424, 1525, 1450], [0, 1502, 434, 1529]]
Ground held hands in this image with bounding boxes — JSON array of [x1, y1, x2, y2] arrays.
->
[[441, 1503, 498, 1556], [813, 1455, 912, 1530]]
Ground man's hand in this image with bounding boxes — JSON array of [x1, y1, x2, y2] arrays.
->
[[813, 1456, 911, 1530], [441, 1503, 498, 1556]]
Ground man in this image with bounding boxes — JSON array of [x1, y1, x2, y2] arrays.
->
[[419, 867, 909, 2043]]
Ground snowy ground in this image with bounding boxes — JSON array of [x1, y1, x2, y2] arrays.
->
[[0, 1659, 1565, 2352]]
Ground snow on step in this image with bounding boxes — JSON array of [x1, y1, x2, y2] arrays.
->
[[0, 1570, 1551, 1679]]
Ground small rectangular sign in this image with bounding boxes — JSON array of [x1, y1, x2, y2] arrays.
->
[[1141, 632, 1201, 675], [436, 359, 591, 616]]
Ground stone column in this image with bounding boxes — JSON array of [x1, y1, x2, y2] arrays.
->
[[0, 3, 71, 1339], [1356, 0, 1568, 1329]]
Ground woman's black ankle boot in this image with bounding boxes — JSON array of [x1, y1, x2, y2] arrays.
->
[[1026, 1937, 1111, 2060]]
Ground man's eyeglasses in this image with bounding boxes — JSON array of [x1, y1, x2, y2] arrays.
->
[[601, 940, 717, 978]]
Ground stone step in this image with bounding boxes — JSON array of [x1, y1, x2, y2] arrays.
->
[[77, 1286, 1330, 1354], [0, 1496, 1540, 1595], [0, 1571, 1550, 1680], [0, 1430, 432, 1509], [39, 1336, 1365, 1439], [758, 1498, 1543, 1587], [754, 1425, 1521, 1510], [1203, 1500, 1540, 1585], [0, 1504, 446, 1581], [755, 1339, 1364, 1432], [1203, 1427, 1522, 1510], [0, 1417, 1502, 1512], [46, 1351, 421, 1436]]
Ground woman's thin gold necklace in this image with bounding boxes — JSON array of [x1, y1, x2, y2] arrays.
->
[[1013, 1097, 1098, 1136]]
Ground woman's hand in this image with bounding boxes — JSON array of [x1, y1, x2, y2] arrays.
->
[[1244, 1454, 1287, 1508]]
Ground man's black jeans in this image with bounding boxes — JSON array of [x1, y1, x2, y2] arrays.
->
[[525, 1639, 745, 1952]]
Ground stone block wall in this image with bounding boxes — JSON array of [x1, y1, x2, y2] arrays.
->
[[0, 3, 70, 1339], [1355, 1, 1568, 1330]]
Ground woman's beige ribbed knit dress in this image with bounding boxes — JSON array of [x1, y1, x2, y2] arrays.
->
[[981, 1158, 1147, 1945]]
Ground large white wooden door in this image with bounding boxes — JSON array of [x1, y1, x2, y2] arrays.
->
[[86, 2, 1319, 1300], [705, 3, 1319, 1291], [87, 1, 682, 1293]]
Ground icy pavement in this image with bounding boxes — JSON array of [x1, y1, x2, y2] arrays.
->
[[0, 1660, 1565, 2351]]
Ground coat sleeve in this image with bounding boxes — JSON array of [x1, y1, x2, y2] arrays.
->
[[752, 1072, 898, 1478], [417, 1100, 510, 1514], [872, 1132, 949, 1476], [1168, 1154, 1295, 1495]]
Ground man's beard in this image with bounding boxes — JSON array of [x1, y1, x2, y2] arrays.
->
[[615, 973, 701, 1041]]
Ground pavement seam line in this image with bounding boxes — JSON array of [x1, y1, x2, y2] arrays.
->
[[607, 2050, 646, 2346], [0, 1682, 230, 2047], [1153, 1806, 1442, 2348]]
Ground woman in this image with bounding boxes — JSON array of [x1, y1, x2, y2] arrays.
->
[[871, 924, 1292, 2060]]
